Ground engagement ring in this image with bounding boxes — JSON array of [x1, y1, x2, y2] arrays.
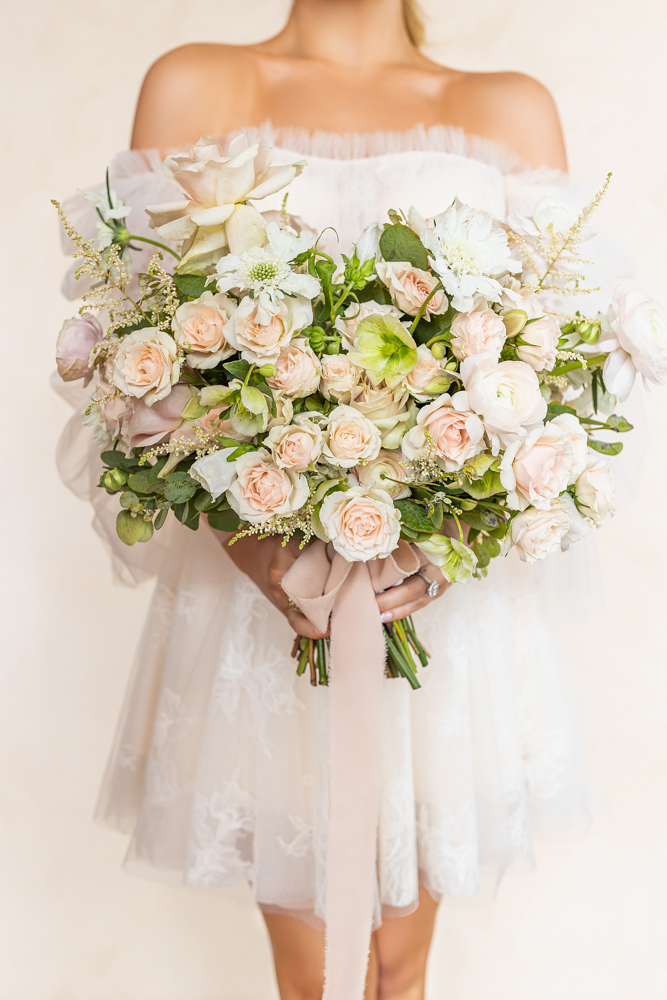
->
[[418, 572, 440, 599]]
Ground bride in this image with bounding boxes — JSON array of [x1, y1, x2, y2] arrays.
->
[[58, 1, 610, 998]]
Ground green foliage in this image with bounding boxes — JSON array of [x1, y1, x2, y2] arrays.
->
[[172, 273, 209, 299], [460, 470, 504, 500], [545, 402, 577, 421], [587, 438, 623, 456], [208, 508, 244, 532], [379, 224, 428, 270]]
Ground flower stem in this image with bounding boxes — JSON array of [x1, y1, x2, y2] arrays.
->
[[409, 282, 444, 335], [127, 235, 181, 260]]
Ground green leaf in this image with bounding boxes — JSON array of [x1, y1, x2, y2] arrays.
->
[[181, 395, 210, 421], [471, 542, 491, 569], [194, 489, 215, 512], [546, 402, 577, 422], [223, 359, 250, 379], [101, 449, 127, 468], [208, 509, 243, 532], [394, 499, 437, 534], [147, 457, 168, 483], [215, 436, 242, 448], [587, 438, 623, 456], [127, 472, 152, 495], [461, 471, 504, 500], [183, 510, 201, 531], [163, 480, 198, 503], [605, 414, 633, 433], [173, 273, 207, 299], [379, 224, 428, 270], [119, 490, 141, 508], [460, 507, 506, 533], [311, 478, 347, 506], [154, 508, 169, 530]]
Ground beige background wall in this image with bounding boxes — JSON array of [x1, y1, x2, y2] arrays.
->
[[1, 1, 666, 997]]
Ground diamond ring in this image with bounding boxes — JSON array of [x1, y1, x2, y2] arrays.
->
[[418, 572, 440, 599]]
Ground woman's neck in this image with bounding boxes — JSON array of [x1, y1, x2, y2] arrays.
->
[[258, 0, 421, 69]]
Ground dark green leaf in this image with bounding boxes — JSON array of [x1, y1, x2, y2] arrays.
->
[[208, 509, 243, 532], [471, 543, 491, 568], [147, 457, 168, 483], [223, 359, 250, 379], [154, 508, 169, 530], [194, 489, 215, 512], [394, 499, 437, 534], [173, 273, 207, 299], [460, 507, 506, 533], [163, 480, 198, 503], [183, 510, 201, 531], [587, 438, 623, 456], [119, 490, 141, 508], [379, 224, 428, 270], [546, 402, 577, 422], [461, 471, 504, 500]]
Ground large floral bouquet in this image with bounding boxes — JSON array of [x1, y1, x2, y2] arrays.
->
[[55, 134, 667, 686]]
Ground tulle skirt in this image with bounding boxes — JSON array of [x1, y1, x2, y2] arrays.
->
[[94, 513, 590, 928]]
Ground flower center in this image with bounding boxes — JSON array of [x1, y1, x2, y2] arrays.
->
[[248, 261, 280, 283], [442, 240, 483, 275]]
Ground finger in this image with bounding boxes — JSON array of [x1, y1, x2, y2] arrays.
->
[[380, 594, 433, 624], [286, 608, 330, 640], [375, 576, 427, 614]]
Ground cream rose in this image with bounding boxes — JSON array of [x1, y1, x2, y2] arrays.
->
[[551, 413, 588, 483], [511, 500, 572, 563], [516, 314, 561, 371], [349, 378, 417, 449], [319, 486, 401, 562], [320, 354, 363, 401], [322, 404, 382, 469], [376, 262, 447, 318], [401, 392, 485, 472], [172, 291, 237, 369], [266, 338, 321, 397], [404, 345, 449, 401], [500, 423, 574, 510], [559, 492, 594, 550], [355, 450, 411, 499], [604, 285, 667, 400], [112, 327, 180, 406], [227, 448, 309, 524], [56, 313, 102, 383], [266, 416, 323, 472], [224, 291, 312, 363], [267, 392, 294, 429], [458, 354, 547, 454], [574, 454, 615, 524], [334, 300, 402, 349], [450, 309, 506, 362]]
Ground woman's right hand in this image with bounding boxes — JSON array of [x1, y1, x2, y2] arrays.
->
[[217, 531, 329, 640]]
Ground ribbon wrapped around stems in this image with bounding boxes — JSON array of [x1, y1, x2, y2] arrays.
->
[[281, 539, 427, 1000]]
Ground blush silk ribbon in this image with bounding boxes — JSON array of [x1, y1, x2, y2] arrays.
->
[[281, 539, 425, 1000]]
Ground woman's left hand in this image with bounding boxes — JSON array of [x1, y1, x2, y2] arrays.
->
[[375, 563, 450, 624]]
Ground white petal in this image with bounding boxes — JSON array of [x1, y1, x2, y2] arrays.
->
[[603, 348, 636, 401], [190, 203, 235, 227]]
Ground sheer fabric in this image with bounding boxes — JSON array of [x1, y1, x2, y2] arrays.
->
[[57, 125, 632, 926]]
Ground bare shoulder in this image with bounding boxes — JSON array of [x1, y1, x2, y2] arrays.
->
[[443, 69, 567, 171], [131, 43, 257, 151]]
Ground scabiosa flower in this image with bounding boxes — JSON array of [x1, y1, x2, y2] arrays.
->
[[216, 222, 320, 302], [421, 203, 521, 312]]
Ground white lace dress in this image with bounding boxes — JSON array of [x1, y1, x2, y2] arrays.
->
[[57, 124, 630, 929]]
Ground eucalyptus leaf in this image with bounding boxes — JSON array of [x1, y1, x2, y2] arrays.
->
[[194, 490, 215, 512], [173, 273, 207, 299], [163, 480, 198, 503], [127, 472, 152, 495], [119, 490, 141, 508], [588, 438, 623, 456], [471, 542, 491, 569], [605, 414, 633, 433], [154, 508, 169, 530], [379, 224, 428, 270]]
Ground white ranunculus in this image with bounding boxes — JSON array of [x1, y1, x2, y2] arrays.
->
[[420, 202, 521, 312], [227, 448, 309, 524], [559, 492, 594, 550], [322, 404, 383, 468], [223, 291, 312, 363], [112, 327, 180, 406], [319, 486, 401, 562], [574, 453, 615, 525], [216, 221, 319, 303], [603, 285, 667, 400], [172, 291, 237, 369], [355, 450, 411, 500], [508, 195, 582, 241], [511, 500, 572, 563], [551, 413, 589, 483], [266, 416, 323, 472], [401, 393, 485, 472], [500, 422, 574, 511], [190, 448, 238, 499], [146, 133, 306, 269], [457, 354, 547, 453]]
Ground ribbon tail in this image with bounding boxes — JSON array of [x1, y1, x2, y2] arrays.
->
[[323, 561, 385, 1000]]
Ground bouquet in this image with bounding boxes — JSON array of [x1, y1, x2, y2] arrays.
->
[[54, 133, 667, 687]]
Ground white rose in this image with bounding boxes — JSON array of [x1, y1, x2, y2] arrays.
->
[[355, 450, 411, 499], [267, 392, 294, 429], [500, 422, 574, 511], [376, 261, 447, 318], [112, 327, 180, 406], [266, 416, 323, 471], [559, 492, 594, 550], [604, 285, 667, 400], [349, 378, 417, 448], [574, 453, 615, 525], [334, 300, 402, 349], [319, 486, 401, 562], [401, 393, 485, 472], [223, 291, 312, 363], [320, 354, 362, 401], [172, 291, 237, 369], [450, 309, 506, 362], [404, 345, 449, 401], [458, 354, 547, 454], [551, 413, 588, 483], [511, 500, 572, 563], [227, 448, 309, 524], [516, 314, 561, 371], [190, 447, 238, 498], [266, 338, 321, 397], [322, 404, 382, 468]]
